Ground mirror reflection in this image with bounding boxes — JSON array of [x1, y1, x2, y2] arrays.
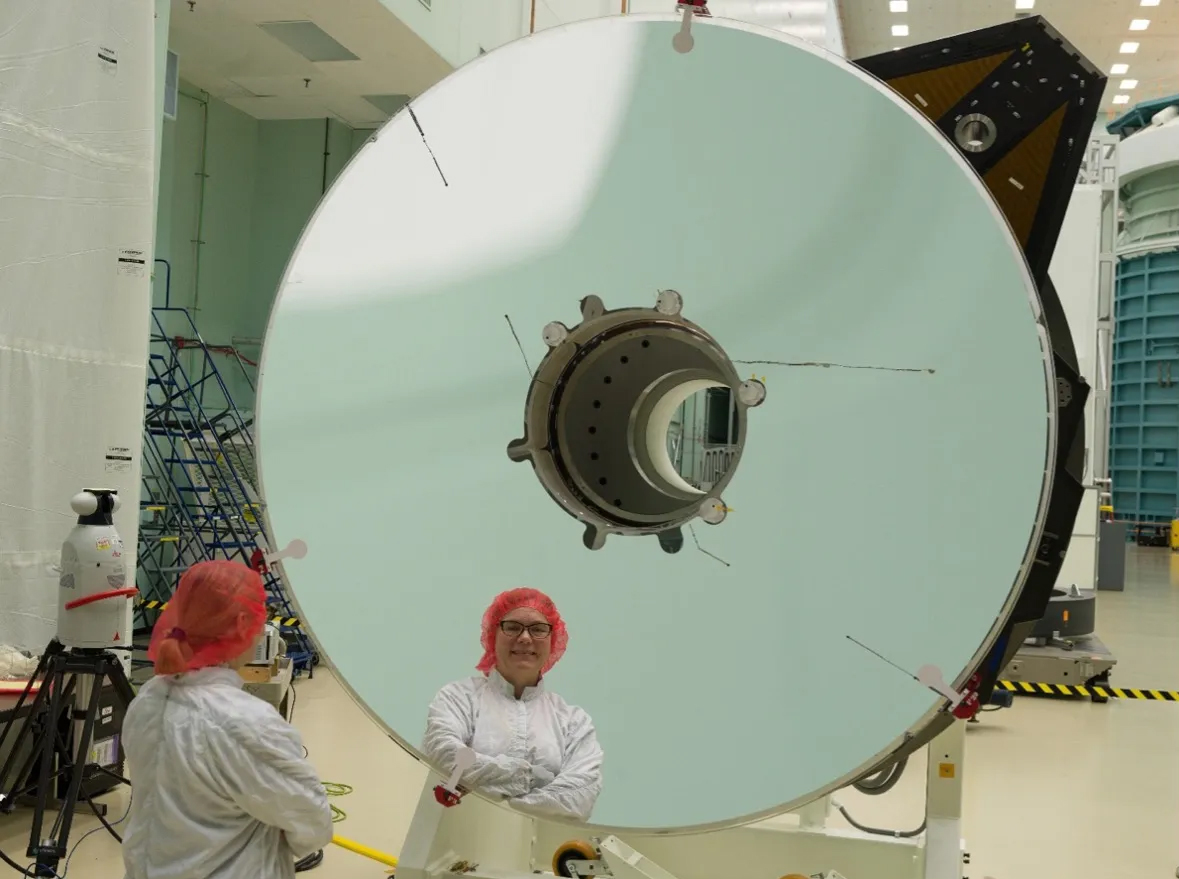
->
[[421, 588, 603, 821], [665, 386, 740, 490]]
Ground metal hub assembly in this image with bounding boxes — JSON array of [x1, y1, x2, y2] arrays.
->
[[507, 291, 766, 552]]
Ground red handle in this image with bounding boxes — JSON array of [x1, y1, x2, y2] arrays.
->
[[64, 586, 139, 611], [433, 785, 464, 808]]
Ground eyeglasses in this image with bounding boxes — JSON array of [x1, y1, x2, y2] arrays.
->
[[499, 620, 552, 639]]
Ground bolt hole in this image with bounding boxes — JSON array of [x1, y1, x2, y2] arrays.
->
[[620, 355, 629, 364], [953, 113, 996, 153], [604, 376, 612, 384], [599, 478, 608, 486], [590, 452, 599, 461], [641, 340, 650, 348], [613, 499, 622, 507], [593, 400, 601, 409], [588, 426, 597, 435]]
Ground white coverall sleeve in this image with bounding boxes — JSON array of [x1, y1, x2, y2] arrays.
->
[[422, 682, 532, 797], [216, 712, 335, 859], [510, 706, 602, 822]]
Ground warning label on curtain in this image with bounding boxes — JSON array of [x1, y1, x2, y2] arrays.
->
[[105, 446, 133, 474], [117, 249, 146, 277], [98, 46, 118, 75]]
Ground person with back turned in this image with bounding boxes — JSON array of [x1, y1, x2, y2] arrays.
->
[[422, 587, 603, 822], [121, 560, 334, 879]]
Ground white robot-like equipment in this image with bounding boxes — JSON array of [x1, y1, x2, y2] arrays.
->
[[0, 489, 137, 878], [56, 489, 136, 650]]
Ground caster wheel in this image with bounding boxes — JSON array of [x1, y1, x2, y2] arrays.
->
[[552, 840, 596, 878], [1087, 675, 1110, 704]]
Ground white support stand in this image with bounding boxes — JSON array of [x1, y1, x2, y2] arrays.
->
[[396, 780, 535, 879], [599, 837, 681, 879], [922, 718, 966, 879], [396, 721, 968, 879]]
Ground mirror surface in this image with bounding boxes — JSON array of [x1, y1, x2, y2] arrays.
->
[[256, 15, 1052, 830]]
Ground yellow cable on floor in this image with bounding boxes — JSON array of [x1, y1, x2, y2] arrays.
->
[[323, 781, 353, 823], [331, 834, 399, 868], [320, 781, 399, 869]]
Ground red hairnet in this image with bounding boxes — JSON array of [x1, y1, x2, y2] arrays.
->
[[148, 560, 268, 676], [476, 587, 568, 676]]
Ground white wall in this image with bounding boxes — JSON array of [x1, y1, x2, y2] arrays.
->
[[1052, 185, 1102, 479], [381, 0, 844, 70], [1049, 185, 1103, 590]]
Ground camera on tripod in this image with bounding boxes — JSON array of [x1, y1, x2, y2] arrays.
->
[[0, 489, 138, 877]]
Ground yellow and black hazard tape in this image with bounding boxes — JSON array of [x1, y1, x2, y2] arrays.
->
[[998, 679, 1179, 702], [136, 598, 302, 630]]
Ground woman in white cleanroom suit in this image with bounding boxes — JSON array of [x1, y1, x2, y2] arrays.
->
[[422, 587, 603, 822], [121, 561, 335, 879]]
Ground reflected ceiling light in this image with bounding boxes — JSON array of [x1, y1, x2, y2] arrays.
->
[[1129, 19, 1150, 30], [1113, 94, 1131, 105], [891, 24, 909, 36], [1111, 63, 1129, 74], [1120, 79, 1138, 89], [1119, 41, 1140, 53], [1015, 0, 1035, 9], [889, 1, 908, 12], [723, 0, 828, 12], [784, 24, 828, 38]]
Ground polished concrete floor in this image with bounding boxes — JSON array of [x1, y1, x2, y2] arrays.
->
[[2, 545, 1176, 879]]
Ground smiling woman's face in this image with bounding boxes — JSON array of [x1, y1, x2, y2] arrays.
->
[[495, 606, 553, 687]]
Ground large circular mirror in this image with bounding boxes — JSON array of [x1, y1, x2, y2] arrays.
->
[[256, 14, 1053, 832]]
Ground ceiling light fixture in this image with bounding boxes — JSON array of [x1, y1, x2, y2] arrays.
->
[[1113, 95, 1130, 105], [1015, 0, 1035, 9], [889, 0, 908, 12], [1119, 41, 1140, 53], [1140, 0, 1159, 6], [1129, 19, 1150, 30], [891, 23, 909, 36], [1120, 79, 1138, 89], [1111, 63, 1129, 75]]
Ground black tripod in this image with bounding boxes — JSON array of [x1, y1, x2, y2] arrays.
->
[[0, 638, 135, 877]]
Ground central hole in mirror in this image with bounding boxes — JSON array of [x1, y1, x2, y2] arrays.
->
[[507, 291, 766, 552], [665, 386, 739, 493]]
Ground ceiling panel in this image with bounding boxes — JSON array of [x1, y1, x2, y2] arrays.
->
[[231, 75, 338, 98], [169, 0, 451, 127]]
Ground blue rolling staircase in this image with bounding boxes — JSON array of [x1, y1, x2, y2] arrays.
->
[[136, 261, 315, 671]]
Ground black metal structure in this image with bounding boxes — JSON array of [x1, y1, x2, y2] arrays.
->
[[849, 15, 1105, 763]]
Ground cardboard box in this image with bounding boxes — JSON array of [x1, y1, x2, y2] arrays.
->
[[238, 658, 277, 683]]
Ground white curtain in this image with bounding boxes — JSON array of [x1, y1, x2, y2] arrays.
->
[[0, 1, 155, 652]]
